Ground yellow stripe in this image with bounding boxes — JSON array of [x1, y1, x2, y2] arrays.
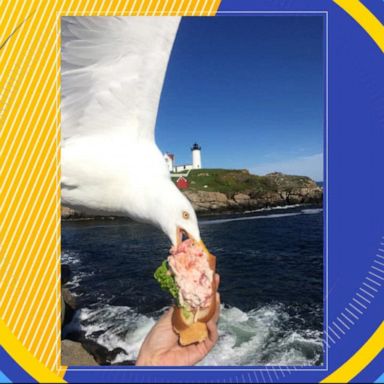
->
[[322, 321, 384, 383], [333, 0, 384, 53], [0, 319, 66, 383]]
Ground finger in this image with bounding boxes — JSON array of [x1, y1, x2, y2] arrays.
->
[[211, 292, 221, 324], [206, 318, 219, 346], [215, 273, 220, 289], [160, 306, 174, 321]]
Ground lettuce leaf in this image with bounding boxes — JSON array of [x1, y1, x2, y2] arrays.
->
[[154, 261, 179, 303]]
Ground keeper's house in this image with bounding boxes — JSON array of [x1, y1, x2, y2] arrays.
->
[[164, 143, 202, 173]]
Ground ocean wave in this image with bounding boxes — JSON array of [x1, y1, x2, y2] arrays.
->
[[64, 303, 323, 366], [200, 212, 301, 225], [243, 204, 302, 214], [62, 250, 81, 265], [63, 270, 95, 292], [301, 208, 323, 214]]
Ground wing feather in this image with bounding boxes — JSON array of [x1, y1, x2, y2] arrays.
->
[[61, 16, 180, 142]]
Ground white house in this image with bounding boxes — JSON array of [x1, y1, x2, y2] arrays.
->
[[164, 153, 174, 172], [164, 143, 202, 173]]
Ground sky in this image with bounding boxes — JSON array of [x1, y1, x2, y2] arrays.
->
[[156, 16, 324, 181]]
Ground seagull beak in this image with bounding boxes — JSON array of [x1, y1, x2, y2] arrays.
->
[[176, 226, 191, 246], [176, 227, 209, 254]]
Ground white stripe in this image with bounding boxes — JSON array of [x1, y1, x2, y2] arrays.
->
[[144, 0, 156, 16], [366, 276, 381, 287], [372, 265, 384, 275], [0, 98, 58, 295], [207, 0, 217, 15], [359, 286, 374, 298], [15, 213, 59, 337], [1, 139, 57, 318], [112, 0, 124, 15], [31, 283, 58, 355], [1, 70, 57, 246], [199, 0, 209, 16], [129, 0, 140, 15], [1, 153, 56, 315], [177, 0, 187, 14], [332, 321, 346, 335], [336, 316, 350, 330], [96, 0, 108, 16], [352, 297, 367, 309], [25, 259, 58, 350], [328, 326, 341, 340], [1, 0, 54, 145], [191, 0, 201, 15], [35, 295, 59, 361], [349, 303, 363, 315], [368, 271, 384, 282], [152, 0, 162, 15], [356, 292, 371, 304], [6, 179, 58, 326], [345, 307, 359, 320], [0, 0, 31, 66], [44, 329, 61, 369], [1, 10, 61, 190], [168, 0, 178, 15], [324, 330, 336, 343], [363, 281, 378, 292], [0, 0, 69, 290]]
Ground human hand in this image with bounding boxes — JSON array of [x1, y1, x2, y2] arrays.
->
[[136, 274, 221, 366]]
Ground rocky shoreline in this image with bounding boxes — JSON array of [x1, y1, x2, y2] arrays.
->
[[61, 265, 136, 366], [62, 172, 322, 219]]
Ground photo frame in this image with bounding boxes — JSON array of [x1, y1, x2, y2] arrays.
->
[[0, 0, 383, 383]]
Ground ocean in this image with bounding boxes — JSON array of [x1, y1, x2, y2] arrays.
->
[[62, 205, 324, 366]]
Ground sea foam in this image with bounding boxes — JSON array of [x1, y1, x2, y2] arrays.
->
[[64, 303, 323, 366]]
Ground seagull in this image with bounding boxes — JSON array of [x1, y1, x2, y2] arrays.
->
[[61, 16, 200, 245]]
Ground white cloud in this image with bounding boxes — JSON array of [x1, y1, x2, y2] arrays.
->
[[251, 153, 323, 181]]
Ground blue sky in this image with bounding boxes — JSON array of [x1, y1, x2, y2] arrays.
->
[[156, 16, 324, 181]]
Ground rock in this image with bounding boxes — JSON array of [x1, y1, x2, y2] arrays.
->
[[62, 264, 72, 285], [63, 288, 76, 310], [81, 340, 111, 365], [80, 340, 134, 365], [183, 191, 229, 212], [227, 199, 239, 208], [233, 193, 250, 204], [61, 340, 98, 366], [62, 288, 76, 330], [62, 170, 323, 217], [62, 206, 78, 219]]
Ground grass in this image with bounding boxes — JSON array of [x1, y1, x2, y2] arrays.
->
[[172, 168, 316, 197]]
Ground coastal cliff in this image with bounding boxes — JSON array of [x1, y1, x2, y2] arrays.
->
[[62, 169, 322, 219], [182, 170, 322, 213]]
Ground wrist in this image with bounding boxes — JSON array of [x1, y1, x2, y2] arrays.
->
[[135, 354, 153, 366]]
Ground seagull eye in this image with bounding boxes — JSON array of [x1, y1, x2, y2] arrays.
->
[[182, 211, 190, 220]]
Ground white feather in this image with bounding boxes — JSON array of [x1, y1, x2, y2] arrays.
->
[[61, 16, 200, 244]]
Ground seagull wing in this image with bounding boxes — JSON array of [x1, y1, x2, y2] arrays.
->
[[61, 16, 180, 143]]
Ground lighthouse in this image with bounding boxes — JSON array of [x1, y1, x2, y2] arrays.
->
[[191, 143, 202, 169]]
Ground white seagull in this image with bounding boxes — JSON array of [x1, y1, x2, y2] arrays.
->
[[61, 16, 200, 245]]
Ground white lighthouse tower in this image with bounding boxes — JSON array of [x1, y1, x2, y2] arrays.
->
[[191, 143, 202, 169]]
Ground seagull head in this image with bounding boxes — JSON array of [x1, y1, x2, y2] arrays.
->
[[151, 180, 200, 246]]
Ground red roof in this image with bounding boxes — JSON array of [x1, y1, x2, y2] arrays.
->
[[176, 176, 189, 190], [166, 153, 174, 160]]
